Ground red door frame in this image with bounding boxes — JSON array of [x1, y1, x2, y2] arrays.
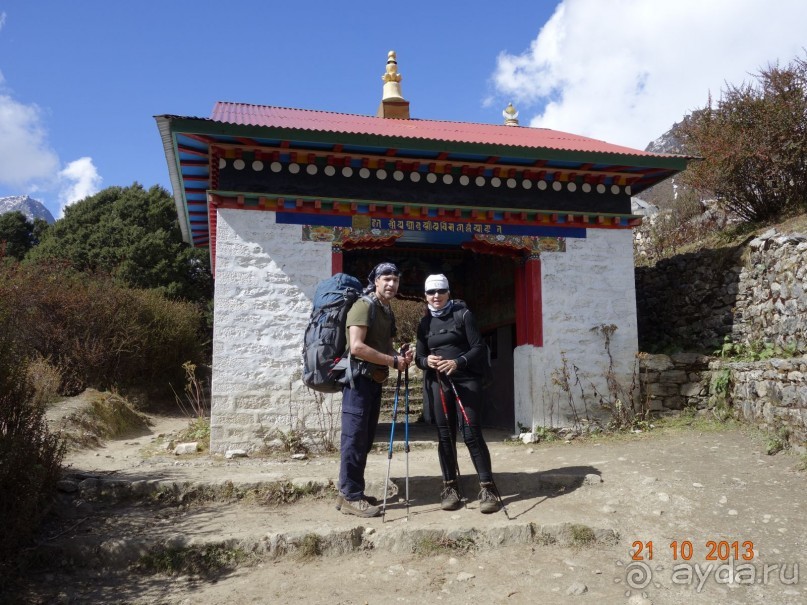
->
[[515, 255, 543, 347]]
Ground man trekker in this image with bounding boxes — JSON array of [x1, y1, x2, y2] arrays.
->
[[336, 262, 414, 517]]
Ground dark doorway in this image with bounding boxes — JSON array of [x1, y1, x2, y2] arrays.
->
[[342, 245, 516, 429]]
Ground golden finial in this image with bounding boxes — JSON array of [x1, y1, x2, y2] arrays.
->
[[378, 50, 409, 118], [503, 102, 519, 126]]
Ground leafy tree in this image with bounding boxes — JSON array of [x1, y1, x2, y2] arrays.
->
[[26, 184, 212, 304], [680, 54, 807, 222], [0, 211, 48, 261]]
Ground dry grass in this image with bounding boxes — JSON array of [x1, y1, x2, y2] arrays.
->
[[52, 390, 152, 450]]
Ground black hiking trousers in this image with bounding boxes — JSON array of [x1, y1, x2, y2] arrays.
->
[[425, 374, 493, 484]]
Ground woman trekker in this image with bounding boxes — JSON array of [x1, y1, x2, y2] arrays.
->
[[414, 274, 501, 514]]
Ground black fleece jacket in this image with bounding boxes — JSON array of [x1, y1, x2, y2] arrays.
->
[[415, 301, 485, 380]]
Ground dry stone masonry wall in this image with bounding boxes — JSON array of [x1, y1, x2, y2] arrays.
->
[[636, 229, 807, 449], [639, 353, 807, 450], [726, 357, 807, 448], [731, 229, 807, 351], [635, 246, 743, 352]]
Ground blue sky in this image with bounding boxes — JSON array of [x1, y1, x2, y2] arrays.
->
[[1, 0, 806, 219]]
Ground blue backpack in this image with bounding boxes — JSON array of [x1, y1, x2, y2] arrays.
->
[[302, 273, 375, 393]]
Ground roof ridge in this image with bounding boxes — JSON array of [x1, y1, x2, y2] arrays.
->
[[204, 101, 691, 160], [212, 101, 559, 132]]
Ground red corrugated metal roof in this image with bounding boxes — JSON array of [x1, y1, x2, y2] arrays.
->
[[210, 102, 675, 158]]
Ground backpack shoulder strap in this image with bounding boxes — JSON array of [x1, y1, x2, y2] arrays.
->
[[360, 294, 376, 326], [453, 305, 468, 331]]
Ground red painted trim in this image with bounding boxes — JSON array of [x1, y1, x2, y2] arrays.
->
[[181, 133, 216, 145], [515, 264, 527, 346], [208, 197, 218, 276], [332, 248, 343, 274], [177, 145, 208, 157], [515, 257, 543, 347], [526, 257, 543, 346]]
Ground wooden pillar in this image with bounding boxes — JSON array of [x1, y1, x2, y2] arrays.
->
[[331, 245, 343, 274], [515, 253, 542, 346], [515, 260, 527, 345]]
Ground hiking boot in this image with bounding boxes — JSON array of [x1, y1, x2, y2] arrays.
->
[[339, 497, 382, 518], [440, 480, 462, 511], [335, 493, 381, 511], [478, 482, 501, 514]]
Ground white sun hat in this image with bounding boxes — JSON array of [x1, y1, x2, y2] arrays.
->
[[424, 274, 449, 291]]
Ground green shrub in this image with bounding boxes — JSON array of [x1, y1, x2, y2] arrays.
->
[[680, 54, 807, 222], [0, 261, 206, 399], [0, 337, 65, 586]]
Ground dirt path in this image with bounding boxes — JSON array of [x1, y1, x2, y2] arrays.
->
[[12, 405, 807, 605]]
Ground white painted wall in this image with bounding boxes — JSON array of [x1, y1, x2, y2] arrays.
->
[[210, 209, 334, 453], [210, 210, 639, 449], [514, 229, 639, 430]]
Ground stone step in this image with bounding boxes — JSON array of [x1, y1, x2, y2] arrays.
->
[[36, 491, 618, 574], [40, 459, 614, 575]]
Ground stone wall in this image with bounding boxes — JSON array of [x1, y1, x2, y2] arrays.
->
[[639, 353, 807, 450], [636, 229, 807, 354], [639, 352, 712, 413], [636, 228, 807, 449], [210, 209, 333, 454], [727, 357, 807, 448], [517, 229, 640, 429], [731, 230, 807, 351], [635, 245, 744, 352]]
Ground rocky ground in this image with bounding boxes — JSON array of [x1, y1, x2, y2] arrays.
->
[[5, 397, 807, 605]]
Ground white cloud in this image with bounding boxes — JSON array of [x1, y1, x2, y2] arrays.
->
[[0, 13, 6, 87], [58, 157, 102, 216], [0, 94, 60, 187], [491, 0, 807, 149]]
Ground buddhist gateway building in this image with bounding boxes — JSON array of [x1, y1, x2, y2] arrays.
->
[[156, 51, 689, 453]]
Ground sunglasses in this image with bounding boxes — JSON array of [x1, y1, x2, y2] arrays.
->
[[425, 288, 448, 295]]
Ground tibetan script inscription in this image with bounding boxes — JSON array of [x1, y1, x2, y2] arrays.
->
[[370, 218, 502, 234]]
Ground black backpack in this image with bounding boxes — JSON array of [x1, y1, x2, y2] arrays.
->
[[302, 273, 375, 393]]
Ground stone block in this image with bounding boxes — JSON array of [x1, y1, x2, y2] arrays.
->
[[680, 382, 705, 397], [780, 385, 803, 408], [662, 396, 685, 410], [640, 354, 674, 371], [670, 352, 711, 367], [658, 370, 688, 384], [174, 442, 199, 455], [648, 383, 679, 397]]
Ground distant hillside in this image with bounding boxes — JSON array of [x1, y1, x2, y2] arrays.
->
[[0, 195, 56, 224], [635, 121, 696, 211]]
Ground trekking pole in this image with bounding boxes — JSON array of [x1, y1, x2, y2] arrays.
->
[[382, 365, 403, 522], [436, 371, 465, 508], [445, 376, 511, 520], [403, 345, 411, 521]]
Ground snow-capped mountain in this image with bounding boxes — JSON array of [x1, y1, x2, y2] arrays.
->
[[635, 121, 695, 210], [0, 195, 56, 224]]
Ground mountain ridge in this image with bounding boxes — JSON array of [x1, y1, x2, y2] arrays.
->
[[0, 195, 56, 224]]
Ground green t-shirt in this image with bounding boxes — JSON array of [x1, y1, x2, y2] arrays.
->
[[345, 296, 394, 362]]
